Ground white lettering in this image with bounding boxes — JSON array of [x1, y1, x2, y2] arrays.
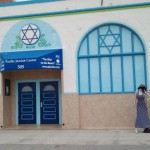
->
[[17, 65, 24, 69]]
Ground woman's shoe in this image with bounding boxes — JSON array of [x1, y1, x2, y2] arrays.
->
[[143, 128, 150, 133]]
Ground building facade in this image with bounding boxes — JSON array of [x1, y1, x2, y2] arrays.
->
[[0, 0, 150, 129]]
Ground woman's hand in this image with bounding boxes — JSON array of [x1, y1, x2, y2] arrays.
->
[[145, 92, 150, 101]]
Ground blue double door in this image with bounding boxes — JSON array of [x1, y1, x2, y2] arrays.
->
[[18, 81, 59, 124]]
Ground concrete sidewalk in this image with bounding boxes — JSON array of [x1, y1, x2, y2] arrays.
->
[[0, 129, 150, 149]]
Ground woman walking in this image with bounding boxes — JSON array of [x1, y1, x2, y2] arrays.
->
[[135, 84, 150, 133]]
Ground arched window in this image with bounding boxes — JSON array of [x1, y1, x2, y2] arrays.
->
[[43, 85, 55, 91], [78, 23, 147, 94], [21, 86, 33, 92]]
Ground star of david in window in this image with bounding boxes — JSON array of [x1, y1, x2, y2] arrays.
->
[[99, 28, 120, 52], [20, 24, 40, 45]]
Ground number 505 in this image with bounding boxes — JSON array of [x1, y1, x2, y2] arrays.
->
[[17, 65, 24, 69]]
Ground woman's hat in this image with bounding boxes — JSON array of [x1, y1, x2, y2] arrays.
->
[[138, 84, 146, 90]]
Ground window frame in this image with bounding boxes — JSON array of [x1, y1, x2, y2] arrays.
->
[[77, 23, 147, 94]]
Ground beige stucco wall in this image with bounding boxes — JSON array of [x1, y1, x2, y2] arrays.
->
[[62, 94, 80, 129], [79, 94, 136, 129], [2, 72, 11, 128], [62, 93, 150, 129]]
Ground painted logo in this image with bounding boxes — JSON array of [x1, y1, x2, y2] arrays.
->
[[20, 24, 40, 45]]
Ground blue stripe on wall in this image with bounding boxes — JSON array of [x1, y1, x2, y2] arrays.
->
[[0, 2, 150, 21]]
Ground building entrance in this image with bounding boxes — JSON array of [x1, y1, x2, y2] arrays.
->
[[18, 81, 59, 124]]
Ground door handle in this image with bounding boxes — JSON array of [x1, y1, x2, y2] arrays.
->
[[41, 102, 43, 107]]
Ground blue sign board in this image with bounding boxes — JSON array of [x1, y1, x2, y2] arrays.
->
[[0, 49, 63, 71]]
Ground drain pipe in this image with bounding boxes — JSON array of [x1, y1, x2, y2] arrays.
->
[[101, 0, 103, 6]]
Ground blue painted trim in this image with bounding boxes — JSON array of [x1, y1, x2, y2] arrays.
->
[[79, 91, 135, 95], [144, 54, 147, 89], [15, 78, 62, 125], [109, 24, 113, 92], [0, 2, 150, 20], [87, 36, 91, 93], [15, 82, 18, 125], [36, 81, 40, 124], [78, 52, 145, 58], [76, 47, 80, 94], [97, 28, 102, 93], [109, 57, 113, 92], [120, 26, 124, 92], [145, 56, 149, 90], [58, 78, 62, 125], [131, 32, 136, 91], [0, 0, 62, 7], [78, 59, 81, 94]]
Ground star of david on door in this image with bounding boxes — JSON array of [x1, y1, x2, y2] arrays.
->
[[20, 24, 40, 45]]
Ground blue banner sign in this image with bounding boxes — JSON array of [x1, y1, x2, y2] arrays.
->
[[0, 49, 63, 71]]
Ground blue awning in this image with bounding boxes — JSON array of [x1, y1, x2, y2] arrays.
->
[[0, 49, 63, 71]]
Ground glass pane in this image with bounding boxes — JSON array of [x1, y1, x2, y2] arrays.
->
[[89, 30, 98, 55], [104, 35, 116, 47], [43, 85, 55, 91], [112, 57, 122, 92], [110, 25, 119, 34], [79, 59, 89, 93], [111, 46, 120, 54], [79, 38, 88, 56], [100, 47, 109, 55], [101, 57, 111, 92], [90, 58, 100, 93], [134, 35, 144, 52], [21, 86, 33, 92], [99, 26, 109, 35], [122, 28, 132, 53], [134, 55, 145, 89], [123, 56, 134, 92]]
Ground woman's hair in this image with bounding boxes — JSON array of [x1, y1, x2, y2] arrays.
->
[[138, 87, 146, 92]]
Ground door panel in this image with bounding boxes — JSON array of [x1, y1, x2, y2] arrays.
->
[[18, 82, 36, 124], [40, 81, 59, 124]]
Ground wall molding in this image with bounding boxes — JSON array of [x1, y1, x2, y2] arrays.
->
[[0, 2, 150, 21]]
